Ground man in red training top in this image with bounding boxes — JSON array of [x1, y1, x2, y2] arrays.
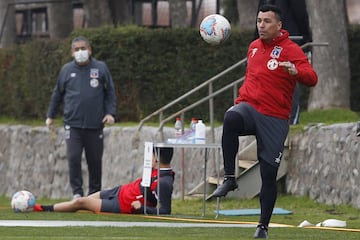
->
[[34, 147, 174, 215], [211, 4, 318, 239]]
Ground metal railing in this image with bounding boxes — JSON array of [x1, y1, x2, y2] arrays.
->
[[137, 41, 329, 142], [137, 56, 247, 142]]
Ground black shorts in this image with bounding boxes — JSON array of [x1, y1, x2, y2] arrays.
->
[[229, 102, 289, 168], [99, 186, 121, 213]]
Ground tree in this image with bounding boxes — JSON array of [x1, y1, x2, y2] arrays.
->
[[236, 0, 258, 30], [83, 0, 113, 28], [168, 0, 188, 28], [108, 0, 132, 26], [306, 0, 350, 109], [0, 0, 16, 48], [47, 1, 73, 39]]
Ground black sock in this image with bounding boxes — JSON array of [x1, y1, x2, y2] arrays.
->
[[259, 161, 278, 226], [257, 224, 268, 231], [222, 111, 244, 176], [41, 205, 54, 212]]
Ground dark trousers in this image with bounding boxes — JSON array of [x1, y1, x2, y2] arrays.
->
[[221, 103, 288, 226], [65, 127, 104, 196], [222, 103, 289, 173]]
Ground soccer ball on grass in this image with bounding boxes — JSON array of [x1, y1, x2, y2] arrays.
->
[[11, 190, 36, 213], [199, 14, 231, 45]]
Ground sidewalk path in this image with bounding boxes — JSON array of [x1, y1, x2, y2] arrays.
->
[[0, 220, 258, 228]]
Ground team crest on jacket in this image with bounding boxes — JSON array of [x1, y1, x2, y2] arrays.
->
[[267, 59, 278, 70], [270, 46, 283, 59], [90, 78, 99, 88], [90, 68, 99, 78]]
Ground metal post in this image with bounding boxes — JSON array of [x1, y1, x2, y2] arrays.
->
[[209, 82, 215, 144], [202, 148, 208, 217]]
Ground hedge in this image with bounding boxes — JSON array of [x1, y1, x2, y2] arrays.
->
[[0, 25, 359, 123]]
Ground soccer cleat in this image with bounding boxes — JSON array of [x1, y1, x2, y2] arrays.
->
[[33, 204, 44, 212], [211, 178, 238, 197], [253, 225, 268, 239]]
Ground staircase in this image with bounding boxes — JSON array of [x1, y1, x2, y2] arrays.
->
[[187, 136, 290, 199]]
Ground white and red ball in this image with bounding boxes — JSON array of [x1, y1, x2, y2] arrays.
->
[[199, 14, 231, 45], [11, 190, 36, 213]]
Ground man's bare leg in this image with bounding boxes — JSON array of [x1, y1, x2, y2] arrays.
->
[[53, 197, 102, 212]]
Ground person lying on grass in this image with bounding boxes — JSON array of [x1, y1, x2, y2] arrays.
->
[[34, 147, 175, 215]]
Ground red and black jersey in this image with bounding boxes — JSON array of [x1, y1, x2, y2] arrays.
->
[[118, 168, 175, 214]]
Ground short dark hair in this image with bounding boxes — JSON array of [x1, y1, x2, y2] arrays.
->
[[258, 4, 282, 21], [153, 147, 174, 164], [71, 36, 90, 48]]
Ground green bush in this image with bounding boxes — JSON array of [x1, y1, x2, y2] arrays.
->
[[0, 39, 68, 119], [70, 26, 251, 122], [0, 25, 359, 123]]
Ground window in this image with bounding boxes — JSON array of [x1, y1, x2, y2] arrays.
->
[[73, 2, 85, 29], [16, 8, 48, 40]]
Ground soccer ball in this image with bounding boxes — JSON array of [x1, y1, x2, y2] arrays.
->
[[199, 14, 231, 45], [11, 190, 36, 213]]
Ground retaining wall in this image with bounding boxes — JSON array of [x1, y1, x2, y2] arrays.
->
[[0, 123, 359, 208]]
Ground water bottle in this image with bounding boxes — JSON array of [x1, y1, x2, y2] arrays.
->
[[195, 120, 205, 144], [174, 118, 182, 137], [190, 117, 198, 132]]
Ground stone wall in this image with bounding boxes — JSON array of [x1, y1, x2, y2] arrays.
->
[[0, 124, 228, 200], [0, 123, 359, 209], [286, 123, 360, 208]]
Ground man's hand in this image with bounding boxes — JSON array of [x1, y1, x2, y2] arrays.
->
[[131, 200, 141, 210], [102, 114, 115, 125], [279, 61, 298, 75], [45, 118, 55, 130]]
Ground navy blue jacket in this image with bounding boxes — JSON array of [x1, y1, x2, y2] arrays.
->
[[47, 58, 116, 129]]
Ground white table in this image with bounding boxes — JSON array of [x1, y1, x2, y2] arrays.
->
[[153, 142, 222, 216]]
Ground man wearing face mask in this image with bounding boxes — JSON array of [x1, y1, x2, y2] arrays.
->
[[46, 36, 116, 199]]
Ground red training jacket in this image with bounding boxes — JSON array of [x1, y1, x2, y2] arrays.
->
[[118, 168, 174, 214], [235, 29, 318, 120]]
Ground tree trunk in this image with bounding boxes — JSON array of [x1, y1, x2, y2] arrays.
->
[[236, 0, 258, 30], [306, 0, 350, 109], [47, 2, 73, 39], [0, 0, 16, 48], [108, 0, 132, 26], [168, 0, 188, 28], [83, 0, 113, 28]]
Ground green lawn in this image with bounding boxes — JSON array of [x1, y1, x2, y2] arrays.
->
[[1, 108, 359, 239], [1, 195, 359, 239]]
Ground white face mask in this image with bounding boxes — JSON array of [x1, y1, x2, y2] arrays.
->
[[73, 49, 89, 63]]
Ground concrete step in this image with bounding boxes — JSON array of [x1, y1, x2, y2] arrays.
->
[[239, 159, 258, 169], [187, 138, 289, 199]]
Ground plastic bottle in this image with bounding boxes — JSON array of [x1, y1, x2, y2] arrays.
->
[[174, 117, 182, 137], [195, 120, 205, 144], [190, 117, 198, 132]]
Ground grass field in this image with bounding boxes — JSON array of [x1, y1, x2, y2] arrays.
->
[[1, 108, 359, 239], [1, 194, 360, 239]]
